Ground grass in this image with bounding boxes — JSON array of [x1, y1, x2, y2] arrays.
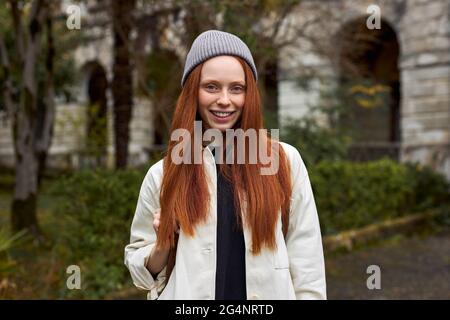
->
[[0, 173, 69, 299]]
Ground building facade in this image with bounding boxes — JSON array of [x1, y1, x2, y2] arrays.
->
[[0, 0, 448, 179]]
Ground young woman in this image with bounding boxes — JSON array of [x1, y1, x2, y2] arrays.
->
[[125, 30, 326, 300]]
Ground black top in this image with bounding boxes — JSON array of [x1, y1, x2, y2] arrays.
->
[[214, 160, 247, 300]]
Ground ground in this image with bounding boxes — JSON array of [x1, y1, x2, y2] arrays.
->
[[326, 229, 450, 299]]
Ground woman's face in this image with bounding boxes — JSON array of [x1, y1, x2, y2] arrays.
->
[[198, 56, 246, 132]]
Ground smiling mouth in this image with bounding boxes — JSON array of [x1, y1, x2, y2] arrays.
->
[[209, 110, 235, 118]]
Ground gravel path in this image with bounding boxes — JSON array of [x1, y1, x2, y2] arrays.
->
[[325, 230, 450, 299]]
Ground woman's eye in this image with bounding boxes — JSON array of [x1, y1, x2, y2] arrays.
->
[[231, 86, 244, 93], [205, 84, 218, 91], [204, 84, 244, 93]]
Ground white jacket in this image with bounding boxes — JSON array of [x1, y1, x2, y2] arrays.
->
[[124, 141, 326, 300]]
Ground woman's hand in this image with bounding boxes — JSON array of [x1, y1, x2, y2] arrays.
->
[[148, 208, 180, 276], [152, 208, 162, 233], [152, 208, 180, 234]]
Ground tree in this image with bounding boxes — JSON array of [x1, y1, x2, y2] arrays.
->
[[111, 0, 136, 168], [0, 0, 49, 236], [0, 0, 75, 237]]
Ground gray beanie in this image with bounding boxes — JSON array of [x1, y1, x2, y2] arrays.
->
[[181, 30, 258, 87]]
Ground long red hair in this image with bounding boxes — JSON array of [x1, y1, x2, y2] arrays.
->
[[156, 57, 292, 255]]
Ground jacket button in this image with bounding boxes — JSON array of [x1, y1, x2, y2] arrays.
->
[[201, 247, 212, 254]]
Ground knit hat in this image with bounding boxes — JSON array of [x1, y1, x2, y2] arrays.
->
[[181, 30, 258, 87]]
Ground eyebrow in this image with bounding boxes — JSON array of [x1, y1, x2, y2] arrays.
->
[[201, 79, 246, 86]]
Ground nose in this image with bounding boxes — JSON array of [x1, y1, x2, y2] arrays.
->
[[216, 89, 231, 107]]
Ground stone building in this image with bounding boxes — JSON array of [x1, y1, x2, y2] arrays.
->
[[1, 1, 155, 169], [0, 0, 448, 179], [278, 0, 449, 179]]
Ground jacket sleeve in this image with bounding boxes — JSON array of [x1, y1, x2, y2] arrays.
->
[[124, 162, 167, 299], [285, 147, 327, 300]]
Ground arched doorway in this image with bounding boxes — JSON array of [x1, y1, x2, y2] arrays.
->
[[337, 17, 400, 161]]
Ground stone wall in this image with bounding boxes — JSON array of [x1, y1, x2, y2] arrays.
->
[[277, 0, 450, 179], [398, 0, 450, 179], [0, 99, 154, 170]]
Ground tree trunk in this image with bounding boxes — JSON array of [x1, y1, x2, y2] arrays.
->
[[11, 93, 39, 234], [262, 56, 279, 130], [86, 64, 108, 167], [36, 13, 55, 186], [6, 0, 49, 237], [112, 0, 136, 168]]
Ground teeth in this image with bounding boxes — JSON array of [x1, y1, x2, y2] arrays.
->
[[211, 111, 233, 117]]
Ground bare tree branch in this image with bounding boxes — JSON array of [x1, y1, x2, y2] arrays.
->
[[8, 0, 25, 61], [269, 1, 298, 45], [0, 35, 15, 118], [35, 8, 55, 154], [23, 0, 47, 99]]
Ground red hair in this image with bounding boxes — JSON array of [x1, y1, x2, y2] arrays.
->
[[156, 57, 292, 256]]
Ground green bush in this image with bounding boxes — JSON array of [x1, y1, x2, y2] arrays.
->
[[279, 83, 354, 167], [404, 162, 450, 212], [281, 117, 352, 167], [310, 159, 450, 235], [49, 167, 149, 299]]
